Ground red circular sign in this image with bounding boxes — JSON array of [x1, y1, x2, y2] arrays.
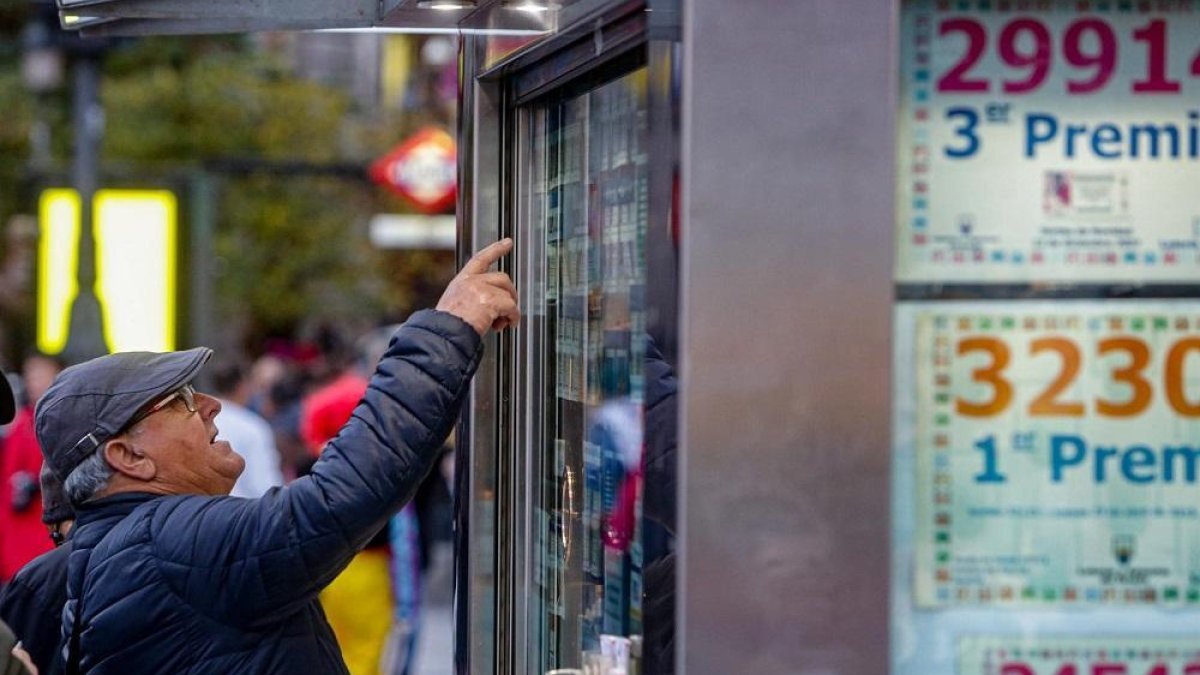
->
[[368, 127, 457, 214]]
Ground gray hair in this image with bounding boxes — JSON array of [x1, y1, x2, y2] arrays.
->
[[64, 446, 116, 507]]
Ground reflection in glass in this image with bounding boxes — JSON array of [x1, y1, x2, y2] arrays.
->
[[519, 68, 655, 674]]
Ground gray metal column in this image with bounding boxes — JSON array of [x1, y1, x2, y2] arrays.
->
[[63, 53, 108, 364], [188, 170, 216, 354], [676, 0, 896, 672]]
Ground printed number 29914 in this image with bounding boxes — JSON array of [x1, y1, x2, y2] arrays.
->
[[1000, 663, 1200, 675]]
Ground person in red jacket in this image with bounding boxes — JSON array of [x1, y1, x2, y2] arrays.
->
[[0, 354, 62, 582], [299, 326, 423, 675], [0, 365, 37, 675]]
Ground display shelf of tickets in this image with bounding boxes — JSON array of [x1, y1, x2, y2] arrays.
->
[[524, 68, 652, 670]]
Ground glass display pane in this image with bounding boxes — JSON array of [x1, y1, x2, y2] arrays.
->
[[518, 67, 650, 675]]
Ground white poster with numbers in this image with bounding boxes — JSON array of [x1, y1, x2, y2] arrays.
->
[[893, 302, 1200, 675], [958, 636, 1200, 675], [909, 301, 1200, 608], [898, 0, 1200, 283]]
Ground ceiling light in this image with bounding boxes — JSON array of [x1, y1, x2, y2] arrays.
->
[[57, 13, 116, 30], [503, 0, 558, 11], [416, 0, 475, 9]]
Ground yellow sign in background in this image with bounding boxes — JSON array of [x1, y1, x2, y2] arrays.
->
[[38, 189, 177, 355]]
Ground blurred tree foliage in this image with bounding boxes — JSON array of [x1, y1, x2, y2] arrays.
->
[[0, 31, 455, 358], [0, 7, 40, 361], [104, 38, 390, 347], [0, 66, 33, 222], [105, 41, 346, 162]]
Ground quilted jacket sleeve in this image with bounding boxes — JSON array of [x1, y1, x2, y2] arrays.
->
[[149, 310, 482, 627]]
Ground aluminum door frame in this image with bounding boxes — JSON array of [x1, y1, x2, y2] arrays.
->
[[456, 30, 506, 675]]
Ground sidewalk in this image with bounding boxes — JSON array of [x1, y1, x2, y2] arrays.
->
[[414, 603, 453, 675], [414, 542, 454, 674]]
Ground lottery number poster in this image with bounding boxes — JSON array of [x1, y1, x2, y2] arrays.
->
[[959, 636, 1200, 675], [913, 302, 1200, 608], [898, 0, 1200, 283]]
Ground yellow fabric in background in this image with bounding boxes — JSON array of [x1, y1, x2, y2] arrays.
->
[[382, 36, 412, 111], [321, 549, 395, 675]]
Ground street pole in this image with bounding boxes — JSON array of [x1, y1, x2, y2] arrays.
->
[[189, 170, 217, 386], [62, 52, 108, 364]]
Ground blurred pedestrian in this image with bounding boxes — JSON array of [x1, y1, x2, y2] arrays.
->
[[37, 240, 516, 674], [382, 501, 421, 675], [262, 368, 312, 482], [0, 364, 12, 430], [0, 355, 62, 582], [210, 360, 284, 498], [2, 619, 38, 675], [0, 464, 75, 675], [0, 365, 12, 422], [0, 367, 37, 675], [300, 325, 423, 675], [245, 355, 285, 416], [300, 357, 394, 675]]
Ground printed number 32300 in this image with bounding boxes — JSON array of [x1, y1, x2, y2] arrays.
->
[[955, 335, 1200, 419]]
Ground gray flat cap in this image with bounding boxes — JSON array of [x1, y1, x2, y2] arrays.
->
[[35, 348, 213, 479]]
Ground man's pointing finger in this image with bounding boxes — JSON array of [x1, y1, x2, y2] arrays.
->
[[461, 238, 514, 276]]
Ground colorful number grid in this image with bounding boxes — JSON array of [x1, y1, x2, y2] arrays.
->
[[922, 311, 1200, 607], [965, 639, 1200, 675], [908, 8, 933, 251], [934, 0, 1195, 12]]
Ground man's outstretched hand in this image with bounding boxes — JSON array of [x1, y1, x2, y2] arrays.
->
[[436, 238, 521, 336]]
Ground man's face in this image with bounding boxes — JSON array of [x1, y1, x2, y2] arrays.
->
[[126, 388, 245, 496]]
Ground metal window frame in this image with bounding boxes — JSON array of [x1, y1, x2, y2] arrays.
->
[[456, 4, 667, 672]]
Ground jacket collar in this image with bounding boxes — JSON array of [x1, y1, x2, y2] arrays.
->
[[73, 492, 160, 542]]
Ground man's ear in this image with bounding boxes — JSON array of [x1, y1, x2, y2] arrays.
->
[[103, 437, 157, 481]]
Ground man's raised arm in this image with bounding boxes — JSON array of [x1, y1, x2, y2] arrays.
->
[[153, 239, 519, 624]]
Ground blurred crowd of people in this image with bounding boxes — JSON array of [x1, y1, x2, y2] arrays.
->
[[0, 323, 457, 675]]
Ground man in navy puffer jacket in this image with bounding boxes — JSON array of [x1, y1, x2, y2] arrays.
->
[[33, 240, 519, 675]]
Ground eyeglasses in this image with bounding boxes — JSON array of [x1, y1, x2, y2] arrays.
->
[[66, 384, 200, 463], [125, 384, 197, 430]]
